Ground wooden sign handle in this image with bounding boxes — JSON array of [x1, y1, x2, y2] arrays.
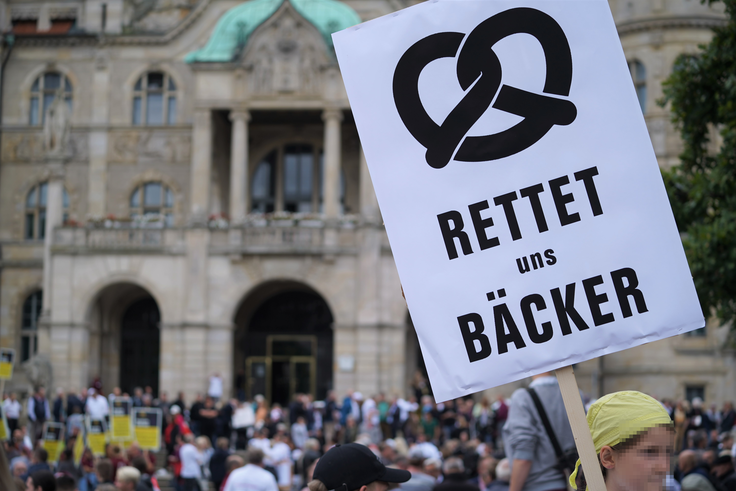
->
[[556, 365, 607, 491]]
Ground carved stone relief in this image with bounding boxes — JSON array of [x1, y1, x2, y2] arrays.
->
[[244, 5, 329, 97], [2, 131, 88, 162], [124, 0, 197, 33], [108, 131, 191, 164]]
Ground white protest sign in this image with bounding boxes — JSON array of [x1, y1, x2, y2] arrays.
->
[[333, 0, 704, 402]]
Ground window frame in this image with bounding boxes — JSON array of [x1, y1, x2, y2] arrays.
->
[[20, 291, 43, 363], [24, 182, 69, 240], [251, 143, 346, 214], [132, 71, 178, 126], [29, 71, 73, 126], [129, 181, 175, 227], [628, 60, 647, 114]]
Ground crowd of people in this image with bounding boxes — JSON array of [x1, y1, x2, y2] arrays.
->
[[3, 371, 736, 491]]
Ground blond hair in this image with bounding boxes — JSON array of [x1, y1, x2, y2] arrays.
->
[[307, 480, 329, 491], [116, 466, 141, 484]]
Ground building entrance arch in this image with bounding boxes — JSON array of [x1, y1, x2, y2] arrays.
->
[[87, 282, 161, 395], [233, 282, 333, 405]]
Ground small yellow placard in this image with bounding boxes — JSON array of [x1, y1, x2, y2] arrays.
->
[[133, 408, 162, 452], [0, 348, 15, 380], [87, 418, 107, 457], [111, 397, 133, 440], [73, 429, 85, 466], [42, 423, 65, 463]]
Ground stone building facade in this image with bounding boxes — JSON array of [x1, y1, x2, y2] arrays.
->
[[0, 0, 732, 406]]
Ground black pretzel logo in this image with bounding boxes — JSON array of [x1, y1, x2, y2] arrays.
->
[[393, 8, 577, 169]]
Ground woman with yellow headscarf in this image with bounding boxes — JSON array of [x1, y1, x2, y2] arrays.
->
[[570, 391, 674, 491]]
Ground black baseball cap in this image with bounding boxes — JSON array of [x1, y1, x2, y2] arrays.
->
[[313, 443, 411, 491]]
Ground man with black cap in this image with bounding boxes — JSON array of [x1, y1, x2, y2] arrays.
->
[[308, 443, 412, 491], [712, 454, 736, 491]]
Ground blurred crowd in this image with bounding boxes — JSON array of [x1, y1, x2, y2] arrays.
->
[[4, 372, 736, 491]]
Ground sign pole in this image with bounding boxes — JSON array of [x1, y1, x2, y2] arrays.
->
[[556, 365, 606, 491]]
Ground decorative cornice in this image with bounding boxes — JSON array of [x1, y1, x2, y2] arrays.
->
[[102, 0, 212, 46], [617, 15, 727, 36], [13, 34, 100, 48], [11, 0, 211, 48]]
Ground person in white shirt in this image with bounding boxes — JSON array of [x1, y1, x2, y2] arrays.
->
[[180, 433, 204, 491], [85, 388, 109, 420], [3, 393, 22, 433], [268, 429, 292, 489], [248, 428, 272, 456], [291, 416, 309, 450], [224, 448, 278, 491], [208, 373, 223, 403]]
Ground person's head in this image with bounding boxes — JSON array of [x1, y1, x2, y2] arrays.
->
[[711, 455, 734, 479], [182, 433, 195, 445], [114, 467, 140, 491], [226, 454, 245, 473], [195, 435, 211, 451], [54, 475, 76, 491], [12, 459, 28, 477], [10, 392, 16, 401], [308, 443, 411, 491], [678, 450, 699, 475], [26, 470, 56, 491], [570, 391, 674, 491], [442, 457, 464, 477], [33, 447, 48, 464], [216, 437, 229, 450], [423, 458, 442, 479], [378, 442, 396, 462], [478, 456, 498, 482], [702, 449, 717, 467], [131, 456, 149, 476], [496, 458, 511, 483], [37, 387, 45, 398], [95, 458, 114, 483], [247, 448, 266, 466]]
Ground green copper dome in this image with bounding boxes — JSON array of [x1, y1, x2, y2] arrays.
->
[[185, 0, 362, 63]]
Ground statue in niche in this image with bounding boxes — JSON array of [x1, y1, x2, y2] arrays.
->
[[21, 354, 53, 393], [300, 45, 319, 94], [272, 17, 301, 92], [253, 46, 274, 93], [43, 88, 71, 157]]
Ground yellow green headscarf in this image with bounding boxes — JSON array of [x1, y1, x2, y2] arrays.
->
[[569, 391, 673, 489]]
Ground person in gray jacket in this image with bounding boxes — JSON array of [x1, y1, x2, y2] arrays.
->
[[502, 372, 575, 491]]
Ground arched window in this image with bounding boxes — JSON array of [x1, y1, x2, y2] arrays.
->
[[628, 60, 646, 114], [252, 144, 345, 213], [21, 291, 42, 362], [25, 182, 70, 240], [130, 182, 174, 227], [132, 72, 177, 126], [29, 72, 73, 126]]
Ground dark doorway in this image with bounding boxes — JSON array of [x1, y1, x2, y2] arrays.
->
[[120, 297, 160, 395], [242, 290, 333, 405]]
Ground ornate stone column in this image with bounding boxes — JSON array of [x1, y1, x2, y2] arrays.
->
[[38, 161, 65, 372], [88, 52, 110, 219], [322, 108, 343, 219], [190, 108, 212, 225], [229, 109, 250, 224], [42, 162, 65, 314]]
